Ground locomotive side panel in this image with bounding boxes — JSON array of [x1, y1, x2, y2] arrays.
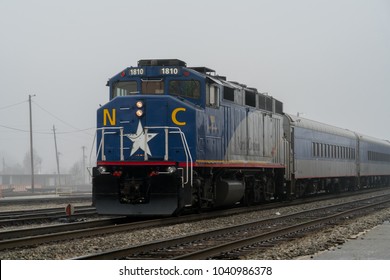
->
[[223, 105, 284, 165], [247, 110, 263, 157], [229, 106, 247, 160]]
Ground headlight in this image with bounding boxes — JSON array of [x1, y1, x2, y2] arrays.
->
[[97, 166, 107, 174], [136, 100, 143, 108], [167, 166, 177, 174], [135, 109, 144, 117]]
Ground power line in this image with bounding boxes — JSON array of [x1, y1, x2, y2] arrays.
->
[[0, 124, 30, 133], [32, 101, 80, 131], [0, 123, 94, 135], [0, 100, 28, 110], [1, 99, 94, 136], [56, 127, 95, 134]]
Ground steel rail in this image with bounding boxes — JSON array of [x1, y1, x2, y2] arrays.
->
[[0, 206, 96, 227], [2, 189, 389, 255], [74, 195, 390, 260], [176, 199, 390, 259]]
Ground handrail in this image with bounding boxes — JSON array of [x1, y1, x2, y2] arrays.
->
[[96, 127, 124, 161], [96, 126, 193, 186], [145, 126, 193, 186]]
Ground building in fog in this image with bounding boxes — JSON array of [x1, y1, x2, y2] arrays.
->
[[0, 173, 71, 193]]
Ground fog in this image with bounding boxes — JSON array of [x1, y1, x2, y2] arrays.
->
[[1, 0, 390, 174]]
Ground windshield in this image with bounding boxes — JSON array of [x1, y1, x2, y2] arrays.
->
[[141, 80, 164, 94], [113, 81, 138, 98]]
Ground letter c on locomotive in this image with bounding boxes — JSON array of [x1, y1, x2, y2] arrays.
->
[[171, 107, 186, 126]]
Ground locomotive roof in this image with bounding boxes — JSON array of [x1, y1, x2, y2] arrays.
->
[[189, 66, 216, 74], [138, 59, 187, 67]]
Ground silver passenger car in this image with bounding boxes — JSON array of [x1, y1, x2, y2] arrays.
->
[[283, 113, 358, 195], [283, 113, 390, 196], [357, 134, 390, 187]]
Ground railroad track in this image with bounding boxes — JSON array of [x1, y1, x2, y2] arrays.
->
[[75, 194, 390, 260], [0, 190, 371, 249], [0, 194, 91, 207], [0, 206, 96, 227], [0, 217, 128, 250], [1, 188, 390, 258], [0, 205, 267, 250]]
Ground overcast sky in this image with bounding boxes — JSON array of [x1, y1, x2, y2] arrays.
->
[[1, 0, 390, 174]]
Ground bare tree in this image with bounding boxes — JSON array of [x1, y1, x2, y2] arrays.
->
[[68, 160, 84, 185], [23, 148, 42, 174]]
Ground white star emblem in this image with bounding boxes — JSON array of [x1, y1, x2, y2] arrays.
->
[[125, 121, 157, 156]]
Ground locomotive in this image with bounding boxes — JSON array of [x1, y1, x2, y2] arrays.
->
[[92, 59, 390, 216]]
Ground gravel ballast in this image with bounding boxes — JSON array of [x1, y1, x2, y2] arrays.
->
[[1, 191, 390, 260]]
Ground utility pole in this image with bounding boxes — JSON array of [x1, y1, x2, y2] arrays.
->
[[82, 146, 86, 184], [53, 125, 61, 187], [29, 94, 36, 193]]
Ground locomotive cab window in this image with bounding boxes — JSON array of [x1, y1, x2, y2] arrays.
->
[[169, 80, 200, 99], [142, 79, 164, 94], [113, 81, 138, 98], [206, 84, 220, 107]]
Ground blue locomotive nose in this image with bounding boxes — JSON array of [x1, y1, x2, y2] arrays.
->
[[96, 95, 195, 163], [93, 94, 196, 216]]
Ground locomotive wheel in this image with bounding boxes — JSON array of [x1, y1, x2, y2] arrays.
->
[[295, 181, 307, 198], [263, 178, 275, 201], [254, 183, 262, 203], [244, 183, 262, 206]]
